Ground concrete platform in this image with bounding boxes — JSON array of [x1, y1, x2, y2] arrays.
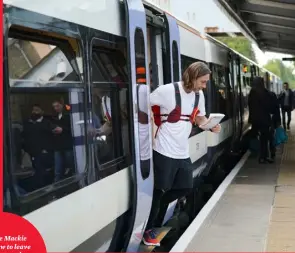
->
[[172, 113, 295, 252]]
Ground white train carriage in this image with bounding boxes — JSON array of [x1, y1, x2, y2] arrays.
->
[[3, 0, 282, 252]]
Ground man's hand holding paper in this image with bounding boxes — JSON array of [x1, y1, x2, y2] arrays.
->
[[199, 113, 224, 133]]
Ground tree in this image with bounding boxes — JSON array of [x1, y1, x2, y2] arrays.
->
[[264, 59, 295, 89], [217, 36, 257, 62]]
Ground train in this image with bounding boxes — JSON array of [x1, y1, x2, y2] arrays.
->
[[3, 0, 282, 252]]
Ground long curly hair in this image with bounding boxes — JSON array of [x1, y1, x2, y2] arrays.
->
[[182, 62, 211, 90]]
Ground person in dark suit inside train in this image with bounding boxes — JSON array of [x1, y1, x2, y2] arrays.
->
[[248, 77, 273, 164], [278, 82, 294, 131], [51, 99, 74, 182], [22, 104, 55, 188]]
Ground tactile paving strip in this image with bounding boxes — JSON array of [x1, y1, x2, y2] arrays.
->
[[266, 125, 295, 252]]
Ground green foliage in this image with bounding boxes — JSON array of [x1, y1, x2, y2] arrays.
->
[[217, 36, 257, 62], [264, 59, 295, 89], [215, 36, 295, 89]]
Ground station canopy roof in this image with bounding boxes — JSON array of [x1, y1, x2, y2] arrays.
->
[[215, 0, 295, 56]]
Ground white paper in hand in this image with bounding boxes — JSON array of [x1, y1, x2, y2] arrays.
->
[[200, 113, 225, 130]]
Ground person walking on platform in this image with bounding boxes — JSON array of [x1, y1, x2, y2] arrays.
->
[[268, 90, 281, 159], [248, 77, 273, 164], [278, 82, 294, 131], [142, 62, 221, 246]]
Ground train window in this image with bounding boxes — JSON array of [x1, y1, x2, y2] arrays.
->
[[8, 34, 81, 88], [225, 67, 233, 118], [241, 73, 249, 123], [134, 28, 151, 180], [5, 26, 87, 215], [211, 64, 227, 115], [234, 60, 240, 89], [92, 49, 128, 83], [90, 40, 131, 180], [90, 87, 130, 175], [92, 51, 110, 82], [172, 41, 180, 82]]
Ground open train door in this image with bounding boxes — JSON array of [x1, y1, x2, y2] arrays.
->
[[155, 13, 182, 226], [163, 13, 181, 83], [236, 56, 243, 142], [228, 52, 237, 150], [229, 52, 242, 152], [122, 0, 154, 251]]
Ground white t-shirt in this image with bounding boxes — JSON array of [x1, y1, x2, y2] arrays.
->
[[150, 82, 206, 159]]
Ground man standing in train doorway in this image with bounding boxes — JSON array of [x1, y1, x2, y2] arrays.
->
[[143, 62, 221, 246], [279, 82, 294, 131]]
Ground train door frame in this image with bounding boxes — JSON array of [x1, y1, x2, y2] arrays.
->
[[234, 56, 243, 142], [145, 7, 166, 90], [157, 11, 183, 226], [143, 3, 183, 228], [163, 14, 181, 83], [3, 14, 17, 212], [265, 72, 270, 90], [208, 62, 219, 115], [228, 52, 240, 151], [256, 66, 260, 76], [240, 61, 251, 134], [122, 0, 154, 251]]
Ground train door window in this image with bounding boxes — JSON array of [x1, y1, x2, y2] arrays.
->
[[147, 26, 164, 91], [251, 65, 256, 79], [211, 64, 227, 116], [217, 66, 228, 116], [225, 67, 233, 118], [91, 39, 131, 180], [233, 59, 242, 120], [172, 41, 180, 82], [241, 73, 248, 124], [210, 64, 218, 113], [147, 27, 153, 89], [228, 57, 234, 89], [134, 28, 151, 180], [6, 25, 86, 215]]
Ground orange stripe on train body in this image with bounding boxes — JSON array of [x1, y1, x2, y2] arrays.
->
[[137, 78, 147, 84], [136, 67, 146, 74]]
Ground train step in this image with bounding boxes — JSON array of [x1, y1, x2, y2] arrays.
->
[[138, 227, 172, 252]]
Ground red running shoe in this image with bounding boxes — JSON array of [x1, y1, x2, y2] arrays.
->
[[142, 229, 160, 246]]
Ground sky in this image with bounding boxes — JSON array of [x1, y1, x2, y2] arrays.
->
[[252, 44, 293, 67], [146, 0, 292, 67]]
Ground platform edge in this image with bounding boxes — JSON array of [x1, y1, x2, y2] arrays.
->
[[170, 150, 251, 252]]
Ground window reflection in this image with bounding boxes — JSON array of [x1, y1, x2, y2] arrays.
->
[[8, 38, 81, 87], [134, 29, 151, 180], [211, 64, 228, 116]]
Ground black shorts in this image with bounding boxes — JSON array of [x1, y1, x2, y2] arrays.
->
[[153, 150, 193, 192]]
